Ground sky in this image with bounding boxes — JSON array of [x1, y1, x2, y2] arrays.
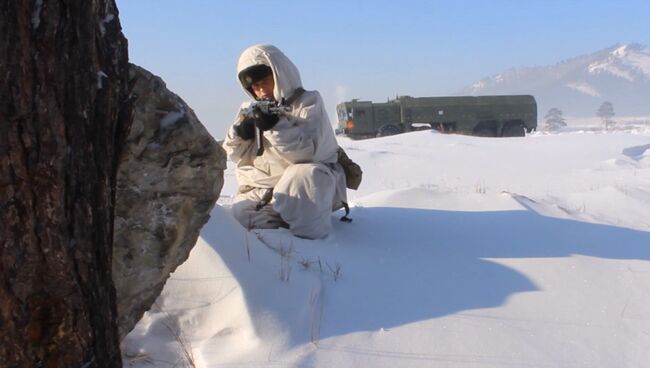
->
[[115, 0, 650, 139]]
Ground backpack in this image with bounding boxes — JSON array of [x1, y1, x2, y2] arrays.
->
[[337, 147, 362, 190]]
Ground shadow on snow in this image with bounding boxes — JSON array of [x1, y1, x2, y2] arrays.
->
[[200, 204, 650, 342]]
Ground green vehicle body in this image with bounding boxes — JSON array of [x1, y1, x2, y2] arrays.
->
[[336, 95, 537, 138]]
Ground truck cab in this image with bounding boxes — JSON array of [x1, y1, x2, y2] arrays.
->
[[336, 99, 404, 139], [336, 100, 377, 139]]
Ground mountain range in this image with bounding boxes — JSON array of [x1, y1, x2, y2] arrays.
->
[[458, 43, 650, 118]]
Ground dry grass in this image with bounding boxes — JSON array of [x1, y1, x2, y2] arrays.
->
[[154, 302, 197, 368]]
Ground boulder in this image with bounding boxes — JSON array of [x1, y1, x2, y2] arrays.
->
[[113, 64, 226, 339]]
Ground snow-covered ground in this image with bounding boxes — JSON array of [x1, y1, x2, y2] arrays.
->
[[122, 127, 650, 368], [557, 116, 650, 134]]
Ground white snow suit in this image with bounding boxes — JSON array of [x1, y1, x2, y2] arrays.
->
[[223, 44, 347, 239]]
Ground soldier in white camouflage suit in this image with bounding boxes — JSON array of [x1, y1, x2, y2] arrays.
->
[[223, 44, 347, 239]]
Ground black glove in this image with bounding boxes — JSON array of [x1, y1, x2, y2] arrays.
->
[[233, 118, 255, 140], [252, 106, 280, 131]]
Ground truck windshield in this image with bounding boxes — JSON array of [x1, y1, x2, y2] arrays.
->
[[336, 104, 350, 123]]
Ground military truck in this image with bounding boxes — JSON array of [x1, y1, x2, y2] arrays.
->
[[336, 95, 537, 138]]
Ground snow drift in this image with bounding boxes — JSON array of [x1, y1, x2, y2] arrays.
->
[[123, 128, 650, 368]]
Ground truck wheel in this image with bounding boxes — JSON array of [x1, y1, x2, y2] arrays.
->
[[473, 127, 496, 137], [502, 124, 525, 137], [376, 124, 402, 137]]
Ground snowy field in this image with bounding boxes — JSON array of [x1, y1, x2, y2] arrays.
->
[[558, 116, 650, 134], [122, 127, 650, 368]]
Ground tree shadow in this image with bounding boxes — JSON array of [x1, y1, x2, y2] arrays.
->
[[200, 204, 650, 343], [321, 205, 650, 337]]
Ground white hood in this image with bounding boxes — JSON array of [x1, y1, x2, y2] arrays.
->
[[237, 44, 303, 102]]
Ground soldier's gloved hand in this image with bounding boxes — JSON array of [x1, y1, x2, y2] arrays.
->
[[252, 106, 280, 131], [233, 118, 255, 140]]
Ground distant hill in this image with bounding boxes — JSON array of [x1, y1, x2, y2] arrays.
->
[[457, 43, 650, 118]]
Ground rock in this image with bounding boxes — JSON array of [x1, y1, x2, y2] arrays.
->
[[113, 64, 226, 339]]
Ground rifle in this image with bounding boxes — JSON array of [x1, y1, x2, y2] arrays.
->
[[239, 100, 290, 155]]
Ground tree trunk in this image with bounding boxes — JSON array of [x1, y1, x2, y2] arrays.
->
[[0, 1, 131, 367]]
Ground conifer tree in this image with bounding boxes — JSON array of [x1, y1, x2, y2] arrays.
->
[[544, 107, 567, 131], [1, 1, 131, 366], [597, 101, 616, 131]]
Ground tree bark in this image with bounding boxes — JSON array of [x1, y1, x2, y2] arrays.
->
[[0, 1, 131, 367]]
